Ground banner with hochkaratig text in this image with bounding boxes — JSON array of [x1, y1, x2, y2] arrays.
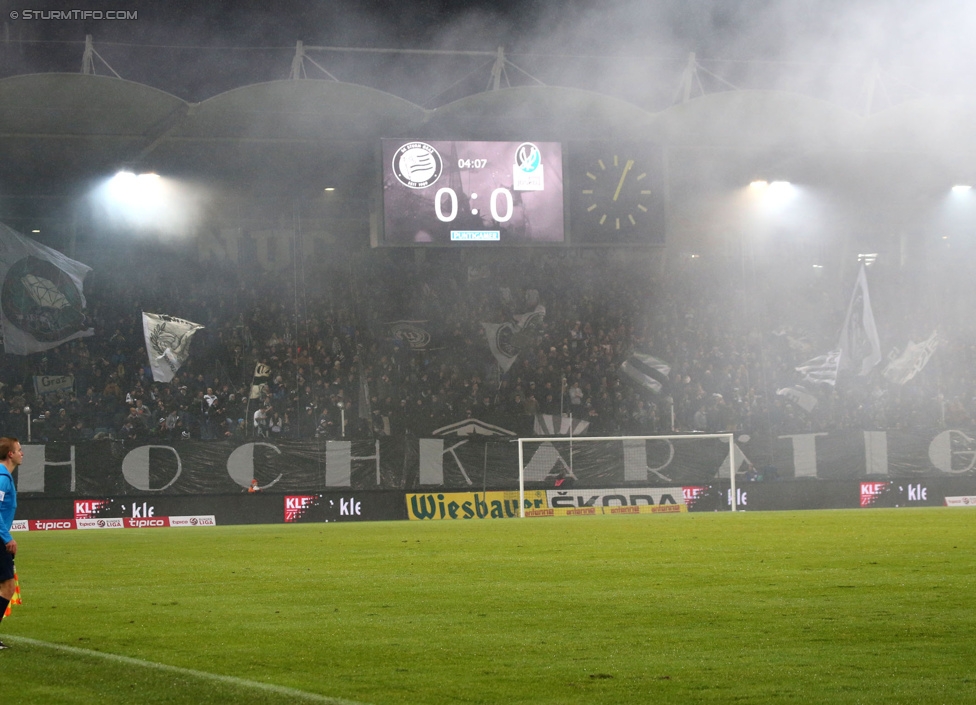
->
[[12, 427, 976, 499]]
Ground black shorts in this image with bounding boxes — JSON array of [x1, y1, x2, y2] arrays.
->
[[0, 546, 14, 582]]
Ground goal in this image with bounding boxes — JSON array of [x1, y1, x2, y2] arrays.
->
[[516, 433, 738, 517]]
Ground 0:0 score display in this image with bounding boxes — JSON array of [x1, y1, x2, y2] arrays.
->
[[432, 186, 516, 223], [381, 139, 565, 246]]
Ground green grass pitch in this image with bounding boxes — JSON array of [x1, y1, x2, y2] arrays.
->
[[3, 507, 976, 704]]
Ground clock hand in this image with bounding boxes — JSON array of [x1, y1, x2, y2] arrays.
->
[[612, 159, 634, 202]]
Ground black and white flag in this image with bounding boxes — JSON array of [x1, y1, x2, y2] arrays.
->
[[389, 320, 433, 351], [513, 304, 546, 331], [0, 221, 94, 354], [796, 350, 841, 386], [250, 362, 272, 400], [620, 353, 671, 395], [483, 321, 520, 372], [883, 331, 940, 385], [838, 265, 882, 376], [142, 312, 204, 383], [483, 304, 546, 372], [776, 385, 819, 412]]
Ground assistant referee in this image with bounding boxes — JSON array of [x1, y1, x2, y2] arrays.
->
[[0, 436, 24, 650]]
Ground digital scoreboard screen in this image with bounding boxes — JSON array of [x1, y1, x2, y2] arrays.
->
[[381, 139, 564, 246]]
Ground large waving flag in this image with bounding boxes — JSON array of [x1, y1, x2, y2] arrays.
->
[[142, 312, 204, 383], [620, 352, 671, 396], [483, 304, 545, 372], [0, 222, 94, 355], [796, 349, 841, 386], [883, 331, 940, 385], [837, 265, 882, 376], [776, 385, 819, 412], [483, 321, 520, 372]]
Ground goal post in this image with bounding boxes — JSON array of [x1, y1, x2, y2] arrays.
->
[[517, 433, 737, 517]]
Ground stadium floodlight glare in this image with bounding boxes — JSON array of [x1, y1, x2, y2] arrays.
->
[[91, 170, 202, 236], [745, 179, 798, 216], [766, 180, 795, 199], [952, 184, 971, 193], [107, 170, 164, 203], [517, 433, 738, 516]]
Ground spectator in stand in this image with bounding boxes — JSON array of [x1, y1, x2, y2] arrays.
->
[[269, 411, 284, 437], [253, 405, 270, 438], [123, 407, 148, 438], [2, 238, 971, 443], [50, 409, 71, 441], [70, 418, 94, 442], [568, 380, 583, 409], [164, 408, 180, 441], [119, 419, 138, 441]]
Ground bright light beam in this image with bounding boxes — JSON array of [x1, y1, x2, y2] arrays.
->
[[90, 172, 203, 238]]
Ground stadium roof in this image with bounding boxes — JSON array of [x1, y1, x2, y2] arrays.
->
[[2, 72, 976, 234]]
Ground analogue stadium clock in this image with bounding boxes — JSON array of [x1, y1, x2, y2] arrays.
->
[[571, 143, 666, 245]]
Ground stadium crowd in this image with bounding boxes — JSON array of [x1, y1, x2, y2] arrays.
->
[[0, 240, 970, 444]]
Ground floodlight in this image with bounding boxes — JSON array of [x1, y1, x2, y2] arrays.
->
[[90, 170, 203, 236], [952, 184, 971, 193]]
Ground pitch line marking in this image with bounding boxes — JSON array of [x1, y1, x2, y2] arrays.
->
[[8, 635, 368, 705]]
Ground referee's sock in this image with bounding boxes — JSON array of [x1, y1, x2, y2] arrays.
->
[[0, 596, 8, 624]]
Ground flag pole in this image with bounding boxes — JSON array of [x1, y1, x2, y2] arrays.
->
[[568, 410, 574, 478], [245, 395, 252, 438], [560, 375, 566, 418], [245, 362, 256, 438]]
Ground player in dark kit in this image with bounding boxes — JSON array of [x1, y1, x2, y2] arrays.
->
[[0, 437, 24, 650]]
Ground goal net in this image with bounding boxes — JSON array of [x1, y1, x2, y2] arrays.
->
[[516, 433, 738, 518]]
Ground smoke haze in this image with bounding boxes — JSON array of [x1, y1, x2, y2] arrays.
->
[[3, 0, 975, 106]]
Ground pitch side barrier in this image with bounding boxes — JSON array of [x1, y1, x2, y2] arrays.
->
[[518, 434, 737, 517], [14, 477, 976, 530], [13, 491, 408, 529]]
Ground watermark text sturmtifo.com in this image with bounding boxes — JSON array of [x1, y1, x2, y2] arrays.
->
[[9, 10, 138, 20]]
